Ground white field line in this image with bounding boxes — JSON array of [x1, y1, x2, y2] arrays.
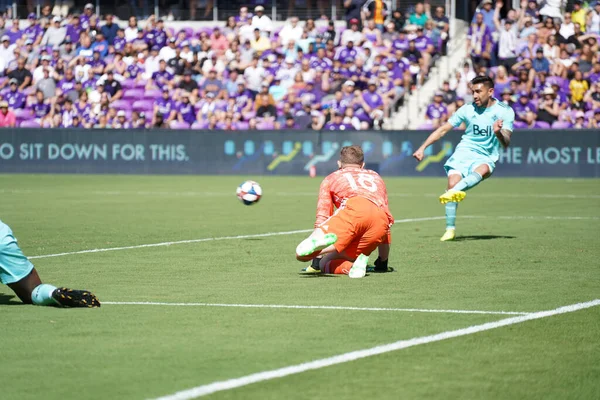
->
[[1, 188, 599, 199], [27, 217, 444, 260], [150, 299, 600, 400], [102, 301, 528, 316], [28, 215, 599, 260]]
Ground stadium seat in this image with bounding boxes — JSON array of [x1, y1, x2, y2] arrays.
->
[[19, 120, 41, 128], [132, 100, 155, 113], [170, 121, 191, 129], [14, 109, 34, 120], [551, 121, 572, 129]]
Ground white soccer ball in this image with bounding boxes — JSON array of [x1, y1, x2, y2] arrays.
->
[[236, 180, 262, 206]]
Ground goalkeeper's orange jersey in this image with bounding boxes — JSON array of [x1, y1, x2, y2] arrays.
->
[[314, 166, 394, 228]]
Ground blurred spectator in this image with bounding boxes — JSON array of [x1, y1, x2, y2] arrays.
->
[[432, 6, 450, 54], [344, 0, 363, 25], [589, 110, 600, 128], [539, 0, 563, 21], [279, 17, 303, 47], [362, 0, 390, 31], [536, 87, 560, 125], [0, 34, 16, 73], [0, 101, 16, 127], [251, 28, 270, 54], [532, 48, 550, 73], [440, 80, 457, 105], [41, 17, 66, 47], [494, 6, 518, 68], [255, 93, 277, 118], [101, 14, 119, 44], [391, 9, 406, 32], [252, 6, 273, 34], [3, 58, 32, 90], [514, 91, 536, 122], [35, 67, 57, 100], [573, 111, 586, 128], [210, 28, 229, 56], [341, 18, 364, 45], [409, 2, 429, 27], [80, 3, 95, 31], [559, 12, 574, 40], [425, 91, 448, 128], [589, 2, 600, 34], [569, 70, 588, 106], [572, 0, 587, 31], [468, 13, 492, 67]]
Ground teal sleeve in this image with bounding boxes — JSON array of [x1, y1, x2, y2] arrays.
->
[[448, 105, 467, 128], [503, 107, 515, 132]]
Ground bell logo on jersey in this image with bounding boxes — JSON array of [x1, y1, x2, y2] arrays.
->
[[473, 124, 493, 136]]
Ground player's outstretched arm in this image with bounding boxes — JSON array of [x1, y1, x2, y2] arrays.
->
[[413, 122, 454, 161], [493, 119, 512, 148]]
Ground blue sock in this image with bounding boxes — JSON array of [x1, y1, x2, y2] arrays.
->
[[446, 202, 457, 229], [453, 172, 483, 192], [31, 284, 59, 306]]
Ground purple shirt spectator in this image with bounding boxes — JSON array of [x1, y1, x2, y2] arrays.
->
[[24, 24, 43, 43], [234, 89, 253, 109], [362, 91, 384, 109], [335, 47, 358, 63], [113, 36, 127, 52], [62, 109, 76, 127], [127, 63, 144, 78], [310, 56, 333, 70], [80, 13, 93, 31], [467, 24, 492, 56], [155, 97, 175, 115], [152, 70, 174, 89], [75, 102, 92, 118], [58, 78, 76, 93], [152, 28, 167, 48], [66, 24, 81, 44], [426, 103, 448, 119], [90, 58, 107, 73], [414, 35, 433, 52], [31, 102, 51, 118], [393, 37, 409, 51], [513, 98, 536, 121], [388, 63, 404, 80], [5, 90, 26, 109], [6, 29, 22, 44], [177, 100, 196, 124]]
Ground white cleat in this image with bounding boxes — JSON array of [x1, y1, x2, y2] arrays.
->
[[349, 254, 369, 279], [295, 233, 338, 257]]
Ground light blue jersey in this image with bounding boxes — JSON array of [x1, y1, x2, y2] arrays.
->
[[448, 98, 515, 163], [0, 220, 34, 285]]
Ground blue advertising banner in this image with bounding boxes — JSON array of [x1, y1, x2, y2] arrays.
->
[[0, 128, 599, 177]]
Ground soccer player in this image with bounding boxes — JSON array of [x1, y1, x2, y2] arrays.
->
[[0, 220, 100, 307], [295, 145, 394, 278], [413, 75, 515, 241]]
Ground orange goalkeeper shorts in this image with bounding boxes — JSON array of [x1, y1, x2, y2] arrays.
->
[[318, 196, 391, 259]]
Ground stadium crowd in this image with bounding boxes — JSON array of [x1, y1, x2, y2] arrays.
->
[[0, 1, 598, 130], [423, 0, 600, 130], [0, 1, 453, 130]]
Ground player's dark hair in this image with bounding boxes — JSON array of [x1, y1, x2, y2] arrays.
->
[[470, 75, 494, 89], [340, 145, 364, 165]]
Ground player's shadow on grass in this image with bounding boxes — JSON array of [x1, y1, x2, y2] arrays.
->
[[297, 273, 341, 278], [0, 293, 24, 305], [454, 235, 516, 241]]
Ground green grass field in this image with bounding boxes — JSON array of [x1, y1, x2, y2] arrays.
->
[[1, 174, 599, 400]]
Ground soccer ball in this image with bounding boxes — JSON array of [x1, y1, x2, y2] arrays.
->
[[236, 180, 262, 205]]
